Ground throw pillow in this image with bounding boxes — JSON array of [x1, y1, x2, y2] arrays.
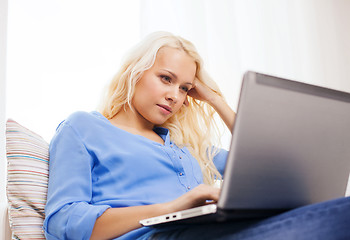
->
[[6, 119, 49, 240]]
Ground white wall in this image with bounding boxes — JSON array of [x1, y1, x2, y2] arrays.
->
[[6, 0, 141, 142], [1, 0, 10, 238]]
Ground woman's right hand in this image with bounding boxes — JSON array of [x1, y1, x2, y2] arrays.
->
[[165, 184, 220, 213], [91, 184, 219, 240]]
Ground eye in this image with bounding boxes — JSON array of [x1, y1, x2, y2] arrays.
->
[[160, 75, 171, 83], [180, 86, 189, 93]]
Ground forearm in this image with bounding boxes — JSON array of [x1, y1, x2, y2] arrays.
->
[[90, 184, 220, 240], [209, 96, 236, 133], [90, 203, 172, 240]]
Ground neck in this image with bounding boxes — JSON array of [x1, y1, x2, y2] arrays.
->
[[110, 108, 155, 133]]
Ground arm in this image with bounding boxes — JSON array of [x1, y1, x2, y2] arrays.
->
[[208, 95, 236, 133], [44, 121, 110, 240], [91, 184, 220, 240], [187, 80, 236, 133], [91, 203, 169, 240]]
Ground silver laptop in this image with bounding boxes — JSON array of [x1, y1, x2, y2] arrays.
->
[[140, 71, 350, 227]]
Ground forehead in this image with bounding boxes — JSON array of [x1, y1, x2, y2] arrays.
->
[[154, 47, 197, 80]]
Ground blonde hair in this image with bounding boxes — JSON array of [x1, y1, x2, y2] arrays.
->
[[100, 31, 224, 185]]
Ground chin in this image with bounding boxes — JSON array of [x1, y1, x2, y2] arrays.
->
[[154, 120, 167, 126], [151, 117, 170, 126]]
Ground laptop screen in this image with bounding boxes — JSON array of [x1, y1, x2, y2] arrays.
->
[[219, 71, 350, 210]]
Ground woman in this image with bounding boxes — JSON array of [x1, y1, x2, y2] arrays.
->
[[44, 32, 350, 240]]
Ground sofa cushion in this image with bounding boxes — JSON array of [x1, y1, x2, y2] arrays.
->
[[6, 119, 49, 240]]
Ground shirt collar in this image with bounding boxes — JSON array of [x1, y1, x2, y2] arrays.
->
[[153, 127, 171, 146]]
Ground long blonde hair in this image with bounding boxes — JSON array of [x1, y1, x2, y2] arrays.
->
[[100, 31, 224, 185]]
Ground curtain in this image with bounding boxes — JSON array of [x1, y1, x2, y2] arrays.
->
[[140, 0, 350, 104]]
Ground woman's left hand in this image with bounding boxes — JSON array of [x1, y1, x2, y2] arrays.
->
[[186, 79, 218, 105], [186, 79, 236, 132]]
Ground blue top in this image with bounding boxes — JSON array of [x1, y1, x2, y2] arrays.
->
[[43, 111, 227, 240]]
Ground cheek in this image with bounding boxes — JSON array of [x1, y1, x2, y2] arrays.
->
[[174, 95, 187, 110], [134, 79, 155, 99], [138, 76, 163, 96]]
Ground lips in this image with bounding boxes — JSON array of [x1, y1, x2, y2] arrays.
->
[[157, 104, 172, 113]]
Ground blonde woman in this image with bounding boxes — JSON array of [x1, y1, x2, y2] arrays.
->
[[44, 32, 350, 240]]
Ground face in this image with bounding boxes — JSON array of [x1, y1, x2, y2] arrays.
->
[[131, 47, 196, 127]]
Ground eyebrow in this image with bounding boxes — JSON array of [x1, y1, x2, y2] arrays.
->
[[162, 69, 193, 85]]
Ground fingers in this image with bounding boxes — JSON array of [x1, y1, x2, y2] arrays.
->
[[183, 96, 189, 107], [192, 184, 220, 203], [187, 80, 216, 104], [206, 186, 220, 202], [167, 184, 221, 212]]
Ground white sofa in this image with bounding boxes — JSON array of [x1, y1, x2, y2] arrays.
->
[[1, 204, 12, 240]]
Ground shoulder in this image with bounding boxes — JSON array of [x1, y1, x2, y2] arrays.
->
[[56, 111, 108, 132], [65, 111, 98, 123], [66, 111, 106, 124], [52, 111, 111, 146]]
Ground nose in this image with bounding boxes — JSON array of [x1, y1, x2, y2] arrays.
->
[[165, 87, 179, 103]]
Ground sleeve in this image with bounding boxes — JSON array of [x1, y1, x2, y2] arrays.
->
[[213, 148, 228, 177], [43, 121, 110, 240]]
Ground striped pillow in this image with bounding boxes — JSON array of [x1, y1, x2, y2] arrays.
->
[[6, 119, 49, 240]]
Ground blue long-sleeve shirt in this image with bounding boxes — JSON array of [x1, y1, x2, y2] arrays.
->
[[43, 111, 227, 240]]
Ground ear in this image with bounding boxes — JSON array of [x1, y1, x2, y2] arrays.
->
[[183, 97, 189, 107]]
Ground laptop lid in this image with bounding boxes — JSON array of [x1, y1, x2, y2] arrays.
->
[[219, 71, 350, 210]]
